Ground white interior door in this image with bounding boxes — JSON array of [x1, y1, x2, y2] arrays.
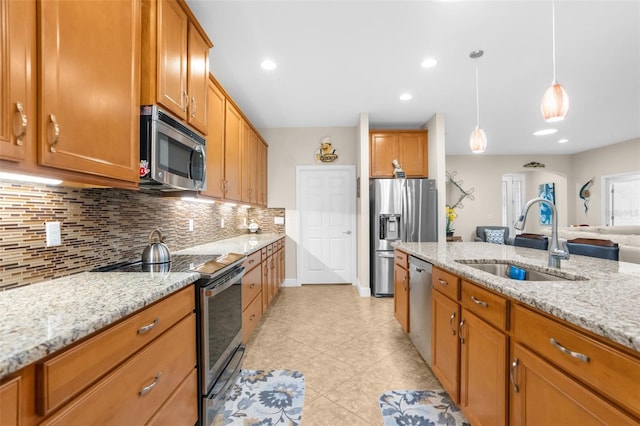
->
[[502, 173, 525, 236], [297, 166, 356, 284]]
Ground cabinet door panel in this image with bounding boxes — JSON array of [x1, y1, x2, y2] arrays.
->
[[431, 290, 460, 402], [1, 0, 34, 162], [394, 264, 409, 332], [38, 0, 139, 183], [460, 309, 508, 426], [398, 132, 427, 177], [202, 78, 225, 198], [510, 343, 637, 425], [157, 0, 187, 119], [370, 132, 398, 177], [187, 22, 208, 134], [223, 102, 243, 201]]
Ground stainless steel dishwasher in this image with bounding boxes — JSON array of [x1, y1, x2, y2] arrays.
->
[[409, 255, 432, 365]]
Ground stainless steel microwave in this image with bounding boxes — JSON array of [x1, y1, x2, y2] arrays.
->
[[139, 105, 206, 191]]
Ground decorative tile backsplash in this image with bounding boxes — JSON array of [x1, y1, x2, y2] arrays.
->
[[0, 183, 284, 290]]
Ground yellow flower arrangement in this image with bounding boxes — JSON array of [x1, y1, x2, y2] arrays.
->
[[446, 206, 457, 234]]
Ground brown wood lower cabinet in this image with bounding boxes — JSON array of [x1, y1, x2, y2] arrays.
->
[[510, 343, 637, 425], [430, 265, 640, 425], [393, 250, 409, 332], [0, 285, 197, 426]]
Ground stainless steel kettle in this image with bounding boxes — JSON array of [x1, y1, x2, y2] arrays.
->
[[142, 229, 171, 264]]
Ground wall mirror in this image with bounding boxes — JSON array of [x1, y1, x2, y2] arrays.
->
[[446, 171, 475, 209]]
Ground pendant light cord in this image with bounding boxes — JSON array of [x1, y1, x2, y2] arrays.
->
[[475, 60, 480, 128], [551, 0, 557, 84]]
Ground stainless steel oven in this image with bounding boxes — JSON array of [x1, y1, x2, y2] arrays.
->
[[194, 256, 246, 426]]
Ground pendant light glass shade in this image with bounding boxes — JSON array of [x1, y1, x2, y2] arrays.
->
[[541, 82, 569, 122], [541, 0, 569, 122], [469, 50, 486, 153], [469, 127, 487, 153]]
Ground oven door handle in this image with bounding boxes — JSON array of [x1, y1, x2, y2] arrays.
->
[[203, 268, 245, 298]]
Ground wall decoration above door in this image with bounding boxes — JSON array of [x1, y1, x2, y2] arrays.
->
[[314, 137, 338, 163]]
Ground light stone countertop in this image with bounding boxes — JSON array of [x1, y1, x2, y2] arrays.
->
[[0, 233, 284, 380], [393, 241, 640, 353]]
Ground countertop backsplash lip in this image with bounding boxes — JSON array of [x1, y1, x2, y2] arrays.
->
[[392, 241, 640, 354], [0, 233, 285, 380]]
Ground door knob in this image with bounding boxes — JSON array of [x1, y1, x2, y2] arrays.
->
[[343, 231, 351, 235]]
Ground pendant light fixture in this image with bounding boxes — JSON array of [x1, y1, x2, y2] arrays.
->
[[469, 50, 487, 153], [541, 0, 569, 122]]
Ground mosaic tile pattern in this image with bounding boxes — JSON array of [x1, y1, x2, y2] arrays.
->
[[0, 182, 285, 290]]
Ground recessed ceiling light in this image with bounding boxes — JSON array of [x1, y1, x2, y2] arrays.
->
[[260, 59, 277, 70], [558, 138, 569, 144], [533, 128, 558, 136], [400, 93, 412, 101], [421, 58, 438, 68]]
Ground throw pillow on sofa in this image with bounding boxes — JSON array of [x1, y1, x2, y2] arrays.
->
[[485, 228, 505, 244]]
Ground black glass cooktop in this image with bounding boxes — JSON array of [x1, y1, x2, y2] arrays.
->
[[92, 254, 221, 273]]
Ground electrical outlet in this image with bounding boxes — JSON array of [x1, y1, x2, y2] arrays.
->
[[189, 219, 194, 232], [220, 218, 225, 228], [274, 216, 285, 225], [45, 222, 62, 247]]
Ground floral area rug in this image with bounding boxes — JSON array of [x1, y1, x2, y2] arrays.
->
[[215, 369, 305, 426], [379, 389, 470, 426]]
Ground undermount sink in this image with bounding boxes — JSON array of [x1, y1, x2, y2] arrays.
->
[[455, 260, 588, 282]]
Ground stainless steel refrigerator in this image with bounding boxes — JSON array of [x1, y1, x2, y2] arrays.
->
[[370, 178, 437, 296]]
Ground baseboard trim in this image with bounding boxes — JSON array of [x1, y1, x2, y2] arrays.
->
[[281, 278, 300, 287], [356, 279, 371, 297]]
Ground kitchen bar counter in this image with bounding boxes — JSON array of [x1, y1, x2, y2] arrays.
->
[[393, 241, 640, 353], [0, 233, 284, 380]]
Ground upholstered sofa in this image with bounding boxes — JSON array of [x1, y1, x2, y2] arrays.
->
[[541, 226, 640, 264]]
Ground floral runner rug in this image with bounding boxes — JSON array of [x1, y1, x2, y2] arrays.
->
[[215, 369, 305, 426], [379, 389, 470, 426]]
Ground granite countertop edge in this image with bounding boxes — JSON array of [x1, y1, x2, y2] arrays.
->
[[393, 241, 640, 354], [0, 233, 285, 380]]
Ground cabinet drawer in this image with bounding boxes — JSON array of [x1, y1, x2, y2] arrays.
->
[[42, 314, 197, 426], [266, 243, 274, 256], [514, 305, 640, 418], [37, 285, 195, 415], [0, 376, 21, 426], [242, 264, 262, 308], [461, 281, 508, 331], [243, 250, 261, 272], [432, 267, 460, 301], [243, 292, 263, 343], [394, 250, 408, 268], [147, 368, 197, 426]]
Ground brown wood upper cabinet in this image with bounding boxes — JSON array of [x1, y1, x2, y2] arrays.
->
[[141, 0, 212, 135], [0, 0, 140, 188], [370, 130, 428, 178]]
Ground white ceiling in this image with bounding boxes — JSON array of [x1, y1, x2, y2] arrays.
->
[[186, 0, 640, 156]]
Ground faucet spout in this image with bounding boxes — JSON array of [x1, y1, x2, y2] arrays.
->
[[514, 197, 569, 268]]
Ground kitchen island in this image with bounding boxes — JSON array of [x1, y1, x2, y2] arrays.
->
[[394, 241, 640, 424], [393, 241, 639, 352]]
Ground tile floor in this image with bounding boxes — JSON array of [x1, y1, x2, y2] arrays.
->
[[242, 284, 444, 425]]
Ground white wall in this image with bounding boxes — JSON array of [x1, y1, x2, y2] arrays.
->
[[570, 138, 640, 225], [445, 138, 640, 241], [356, 113, 371, 296], [260, 127, 358, 281], [423, 113, 447, 241]]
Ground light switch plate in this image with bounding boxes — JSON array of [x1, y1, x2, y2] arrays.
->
[[274, 216, 285, 225], [46, 222, 62, 247]]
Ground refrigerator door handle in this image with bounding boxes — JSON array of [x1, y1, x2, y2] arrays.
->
[[378, 252, 395, 258]]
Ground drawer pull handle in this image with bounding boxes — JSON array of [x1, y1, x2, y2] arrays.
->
[[139, 372, 162, 396], [471, 295, 489, 308], [438, 278, 448, 286], [249, 283, 255, 289], [137, 318, 159, 334], [449, 312, 457, 335], [458, 319, 465, 344], [549, 338, 590, 362], [248, 259, 255, 264], [250, 314, 256, 321], [510, 357, 519, 393]]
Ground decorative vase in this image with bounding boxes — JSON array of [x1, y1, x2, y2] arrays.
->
[[446, 231, 454, 237]]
